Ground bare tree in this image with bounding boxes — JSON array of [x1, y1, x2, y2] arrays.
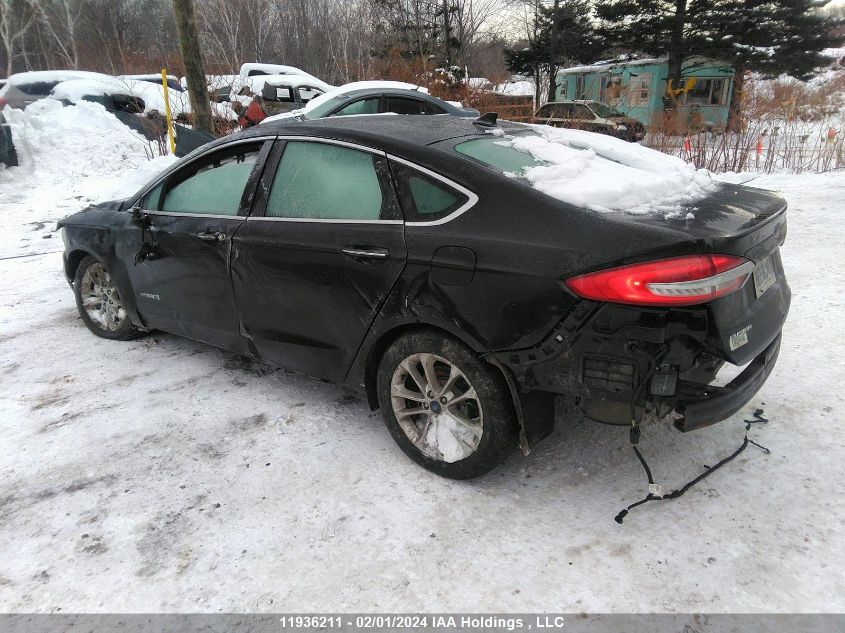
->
[[32, 0, 83, 69], [1, 0, 36, 75]]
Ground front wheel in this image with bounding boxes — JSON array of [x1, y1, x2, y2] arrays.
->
[[73, 255, 141, 340], [377, 330, 518, 479]]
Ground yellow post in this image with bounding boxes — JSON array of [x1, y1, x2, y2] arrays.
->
[[160, 69, 176, 155]]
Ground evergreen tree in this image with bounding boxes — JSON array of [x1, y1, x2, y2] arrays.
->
[[505, 0, 603, 104], [596, 0, 838, 118], [700, 0, 839, 128]]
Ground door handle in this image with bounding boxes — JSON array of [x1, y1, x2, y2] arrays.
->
[[195, 231, 228, 243], [342, 247, 389, 259]]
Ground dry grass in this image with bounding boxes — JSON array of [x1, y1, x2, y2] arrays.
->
[[644, 74, 845, 174]]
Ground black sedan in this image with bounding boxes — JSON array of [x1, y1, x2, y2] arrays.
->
[[267, 86, 480, 121], [59, 115, 790, 479]]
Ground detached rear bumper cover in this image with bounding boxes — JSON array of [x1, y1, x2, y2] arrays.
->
[[675, 333, 782, 432]]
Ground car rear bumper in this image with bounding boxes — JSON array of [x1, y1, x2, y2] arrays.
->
[[674, 332, 781, 432], [497, 283, 789, 431]]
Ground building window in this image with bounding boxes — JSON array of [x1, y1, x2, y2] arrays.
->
[[683, 78, 728, 105], [628, 73, 651, 107]]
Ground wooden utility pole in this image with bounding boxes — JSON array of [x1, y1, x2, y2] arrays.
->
[[172, 0, 214, 135]]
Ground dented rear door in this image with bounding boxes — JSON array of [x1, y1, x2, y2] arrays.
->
[[230, 138, 407, 382]]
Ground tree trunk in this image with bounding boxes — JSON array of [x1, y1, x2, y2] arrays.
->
[[442, 0, 451, 64], [172, 0, 214, 135], [546, 0, 559, 104], [726, 62, 745, 133], [664, 0, 687, 111]]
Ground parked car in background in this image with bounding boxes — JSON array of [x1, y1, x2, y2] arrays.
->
[[121, 73, 184, 92], [532, 100, 646, 142], [58, 116, 789, 479], [0, 70, 111, 109], [238, 63, 330, 90], [230, 74, 329, 116], [50, 76, 190, 118], [263, 81, 479, 123], [0, 110, 17, 166]]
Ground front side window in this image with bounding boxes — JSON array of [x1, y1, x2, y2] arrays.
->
[[391, 162, 469, 222], [266, 142, 385, 220], [159, 144, 261, 215]]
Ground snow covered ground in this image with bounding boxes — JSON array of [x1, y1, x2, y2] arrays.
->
[[1, 103, 844, 612]]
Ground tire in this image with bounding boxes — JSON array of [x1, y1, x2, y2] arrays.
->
[[73, 255, 142, 341], [376, 329, 518, 479]]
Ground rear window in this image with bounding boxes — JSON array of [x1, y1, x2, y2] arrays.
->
[[15, 81, 59, 96], [454, 137, 541, 174]]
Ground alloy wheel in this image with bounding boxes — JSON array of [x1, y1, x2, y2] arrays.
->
[[79, 262, 127, 332], [390, 352, 483, 463]]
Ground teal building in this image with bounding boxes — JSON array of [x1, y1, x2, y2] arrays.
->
[[556, 57, 736, 128]]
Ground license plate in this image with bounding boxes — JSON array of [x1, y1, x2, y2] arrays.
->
[[753, 254, 776, 298]]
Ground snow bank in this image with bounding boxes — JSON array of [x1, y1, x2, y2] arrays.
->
[[506, 126, 717, 216], [0, 99, 177, 256], [2, 99, 174, 188]]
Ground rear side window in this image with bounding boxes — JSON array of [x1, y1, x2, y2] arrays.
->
[[454, 138, 540, 173], [160, 144, 261, 215], [385, 97, 427, 115], [332, 98, 379, 116], [266, 142, 385, 220], [391, 162, 469, 222]]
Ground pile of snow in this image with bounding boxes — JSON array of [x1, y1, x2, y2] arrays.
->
[[50, 76, 190, 116], [2, 99, 173, 186], [489, 80, 535, 96], [504, 126, 716, 216], [0, 99, 176, 256], [262, 80, 429, 123]]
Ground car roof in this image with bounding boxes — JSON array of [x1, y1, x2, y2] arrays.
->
[[7, 70, 110, 86], [246, 114, 527, 150], [313, 88, 461, 112]]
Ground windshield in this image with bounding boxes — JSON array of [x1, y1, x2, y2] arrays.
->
[[588, 103, 624, 118], [454, 137, 543, 174]]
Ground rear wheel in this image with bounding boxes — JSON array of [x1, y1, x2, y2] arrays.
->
[[73, 256, 141, 340], [377, 330, 518, 479]]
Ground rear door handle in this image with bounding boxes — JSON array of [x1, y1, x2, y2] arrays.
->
[[195, 231, 228, 243], [342, 247, 389, 259]]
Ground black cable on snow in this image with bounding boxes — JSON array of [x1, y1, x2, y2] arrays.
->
[[615, 416, 771, 524]]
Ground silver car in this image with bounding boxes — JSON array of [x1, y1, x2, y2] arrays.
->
[[0, 70, 110, 109]]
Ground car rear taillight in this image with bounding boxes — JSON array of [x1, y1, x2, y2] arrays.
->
[[565, 255, 754, 306], [0, 98, 7, 107]]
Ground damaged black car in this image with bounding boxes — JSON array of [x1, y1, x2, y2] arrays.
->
[[58, 115, 790, 479]]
